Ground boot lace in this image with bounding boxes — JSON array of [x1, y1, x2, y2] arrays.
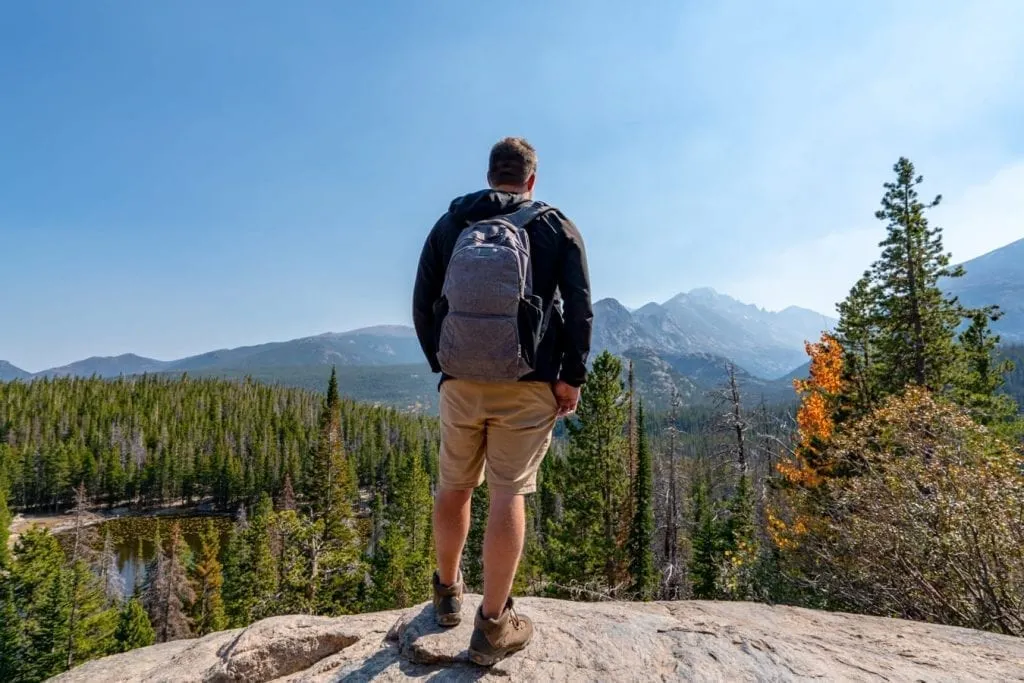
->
[[508, 605, 523, 630]]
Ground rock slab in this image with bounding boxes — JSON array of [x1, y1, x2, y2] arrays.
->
[[50, 595, 1024, 682]]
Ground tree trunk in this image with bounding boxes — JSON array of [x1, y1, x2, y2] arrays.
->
[[904, 190, 926, 385]]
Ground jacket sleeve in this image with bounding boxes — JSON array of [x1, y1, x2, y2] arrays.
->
[[412, 219, 445, 373], [556, 216, 593, 386]]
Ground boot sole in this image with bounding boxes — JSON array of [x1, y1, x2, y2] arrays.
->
[[468, 642, 527, 666]]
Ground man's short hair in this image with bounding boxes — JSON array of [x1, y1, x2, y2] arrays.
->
[[488, 137, 537, 188]]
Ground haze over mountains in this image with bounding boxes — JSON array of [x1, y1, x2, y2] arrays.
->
[[593, 288, 834, 379], [3, 238, 1022, 409], [1, 291, 824, 409], [0, 361, 31, 382], [946, 237, 1024, 342], [2, 291, 824, 377], [3, 326, 424, 381]]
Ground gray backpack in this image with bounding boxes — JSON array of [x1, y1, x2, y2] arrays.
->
[[435, 202, 552, 381]]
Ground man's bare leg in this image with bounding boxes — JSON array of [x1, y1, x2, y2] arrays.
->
[[434, 487, 473, 585], [481, 491, 525, 618]]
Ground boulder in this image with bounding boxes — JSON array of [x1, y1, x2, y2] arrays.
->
[[50, 595, 1024, 682]]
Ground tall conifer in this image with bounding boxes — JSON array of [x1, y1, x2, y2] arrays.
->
[[551, 351, 629, 592], [190, 520, 227, 635], [0, 486, 10, 569], [689, 482, 719, 599], [627, 403, 656, 600], [869, 157, 964, 393], [369, 452, 433, 609]]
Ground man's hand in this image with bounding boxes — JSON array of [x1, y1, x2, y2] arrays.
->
[[553, 380, 580, 418]]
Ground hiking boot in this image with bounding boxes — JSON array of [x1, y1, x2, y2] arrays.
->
[[432, 570, 464, 627], [469, 598, 533, 666]]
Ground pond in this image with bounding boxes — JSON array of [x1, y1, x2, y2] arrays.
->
[[66, 515, 234, 598]]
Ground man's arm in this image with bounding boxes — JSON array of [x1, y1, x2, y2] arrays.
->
[[556, 216, 593, 388], [412, 221, 445, 373]]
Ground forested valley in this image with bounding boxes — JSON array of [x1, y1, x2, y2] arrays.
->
[[2, 157, 1023, 682]]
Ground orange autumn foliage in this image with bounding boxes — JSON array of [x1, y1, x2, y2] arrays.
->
[[766, 508, 809, 551], [770, 333, 847, 552], [794, 335, 844, 396], [778, 333, 846, 488]]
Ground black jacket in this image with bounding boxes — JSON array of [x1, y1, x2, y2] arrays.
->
[[413, 189, 593, 387]]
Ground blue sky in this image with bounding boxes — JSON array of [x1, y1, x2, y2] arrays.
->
[[2, 1, 1023, 372]]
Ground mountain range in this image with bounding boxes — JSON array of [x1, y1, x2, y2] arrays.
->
[[593, 288, 834, 379], [5, 326, 423, 380], [0, 294, 820, 410], [0, 361, 31, 382], [946, 237, 1024, 342], [3, 238, 1021, 410]]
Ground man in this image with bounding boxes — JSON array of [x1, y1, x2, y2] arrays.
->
[[412, 137, 592, 665]]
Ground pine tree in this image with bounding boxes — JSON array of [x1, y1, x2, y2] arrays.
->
[[720, 474, 758, 600], [303, 371, 361, 614], [689, 481, 720, 599], [309, 368, 356, 539], [8, 528, 72, 680], [113, 598, 155, 653], [551, 351, 629, 593], [626, 403, 656, 600], [514, 494, 546, 596], [625, 361, 637, 534], [0, 486, 10, 569], [396, 451, 434, 603], [33, 483, 119, 673], [142, 523, 195, 643], [36, 569, 73, 678], [246, 494, 280, 621], [462, 483, 489, 592], [955, 308, 1017, 425], [190, 520, 227, 635], [829, 159, 1010, 424], [278, 472, 297, 512], [64, 559, 117, 666], [222, 512, 255, 628], [835, 273, 879, 417], [0, 582, 28, 681], [269, 508, 310, 615], [369, 452, 433, 609], [870, 157, 964, 394]]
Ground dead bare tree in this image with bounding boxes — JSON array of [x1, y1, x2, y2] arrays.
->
[[710, 363, 748, 478], [660, 389, 684, 600]]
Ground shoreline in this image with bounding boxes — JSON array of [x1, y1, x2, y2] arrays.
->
[[7, 498, 233, 545]]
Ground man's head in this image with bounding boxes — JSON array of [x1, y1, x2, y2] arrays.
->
[[487, 137, 537, 196]]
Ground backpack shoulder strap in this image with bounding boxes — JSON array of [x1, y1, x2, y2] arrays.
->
[[502, 201, 554, 230]]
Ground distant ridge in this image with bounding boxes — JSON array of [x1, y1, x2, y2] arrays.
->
[[947, 237, 1024, 342], [37, 353, 170, 378], [9, 289, 835, 382], [1, 290, 824, 409], [594, 288, 835, 378], [7, 241, 1022, 410], [0, 360, 31, 382]]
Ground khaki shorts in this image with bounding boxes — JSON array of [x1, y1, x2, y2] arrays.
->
[[439, 380, 558, 495]]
